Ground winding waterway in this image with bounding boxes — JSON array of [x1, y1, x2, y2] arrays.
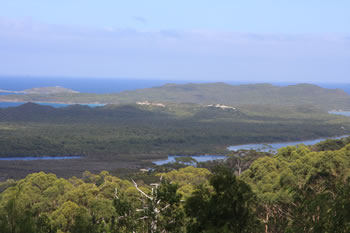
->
[[228, 135, 349, 153], [1, 110, 349, 163], [2, 135, 347, 162], [154, 135, 350, 165], [228, 111, 350, 153], [328, 111, 350, 117], [153, 155, 227, 165]]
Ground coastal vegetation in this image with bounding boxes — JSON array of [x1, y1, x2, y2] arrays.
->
[[0, 100, 349, 179], [1, 102, 349, 157], [2, 137, 350, 232], [2, 83, 350, 231], [1, 83, 350, 110]]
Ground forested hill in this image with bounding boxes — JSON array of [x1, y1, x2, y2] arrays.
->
[[1, 83, 350, 110], [117, 83, 350, 110], [0, 102, 349, 160]]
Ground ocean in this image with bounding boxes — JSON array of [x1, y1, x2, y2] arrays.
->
[[0, 76, 349, 94], [0, 77, 188, 94]]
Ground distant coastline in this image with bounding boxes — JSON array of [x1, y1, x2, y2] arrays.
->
[[0, 100, 104, 105], [0, 101, 105, 108], [1, 77, 350, 94], [1, 82, 350, 112], [0, 86, 78, 95]]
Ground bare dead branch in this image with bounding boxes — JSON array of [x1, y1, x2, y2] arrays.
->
[[132, 179, 153, 200]]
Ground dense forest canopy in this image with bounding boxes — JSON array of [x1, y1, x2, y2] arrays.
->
[[0, 102, 348, 158], [2, 137, 350, 232]]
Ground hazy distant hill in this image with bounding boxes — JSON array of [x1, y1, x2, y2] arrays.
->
[[0, 102, 244, 122], [0, 86, 78, 94], [1, 83, 349, 110], [116, 83, 350, 110]]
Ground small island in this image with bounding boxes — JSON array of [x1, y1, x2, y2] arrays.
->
[[0, 86, 79, 95]]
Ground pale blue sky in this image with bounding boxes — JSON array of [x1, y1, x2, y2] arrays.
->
[[0, 1, 349, 82]]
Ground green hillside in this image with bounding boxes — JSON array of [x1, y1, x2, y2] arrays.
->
[[1, 83, 350, 110], [0, 103, 349, 161]]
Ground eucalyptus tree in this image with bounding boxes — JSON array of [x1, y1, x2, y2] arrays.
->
[[185, 167, 262, 233]]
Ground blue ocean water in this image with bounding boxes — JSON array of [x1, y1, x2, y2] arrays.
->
[[316, 83, 350, 95], [1, 76, 349, 94], [0, 76, 189, 94]]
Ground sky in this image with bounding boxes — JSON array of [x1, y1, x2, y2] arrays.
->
[[0, 0, 349, 82]]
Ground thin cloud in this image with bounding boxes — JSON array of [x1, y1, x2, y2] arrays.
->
[[0, 17, 349, 82], [132, 16, 148, 23]]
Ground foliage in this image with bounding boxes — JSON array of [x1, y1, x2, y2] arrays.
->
[[185, 167, 262, 233], [3, 138, 350, 232], [0, 101, 348, 160], [312, 137, 350, 152], [0, 169, 190, 233], [157, 166, 211, 198], [241, 143, 350, 232]]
